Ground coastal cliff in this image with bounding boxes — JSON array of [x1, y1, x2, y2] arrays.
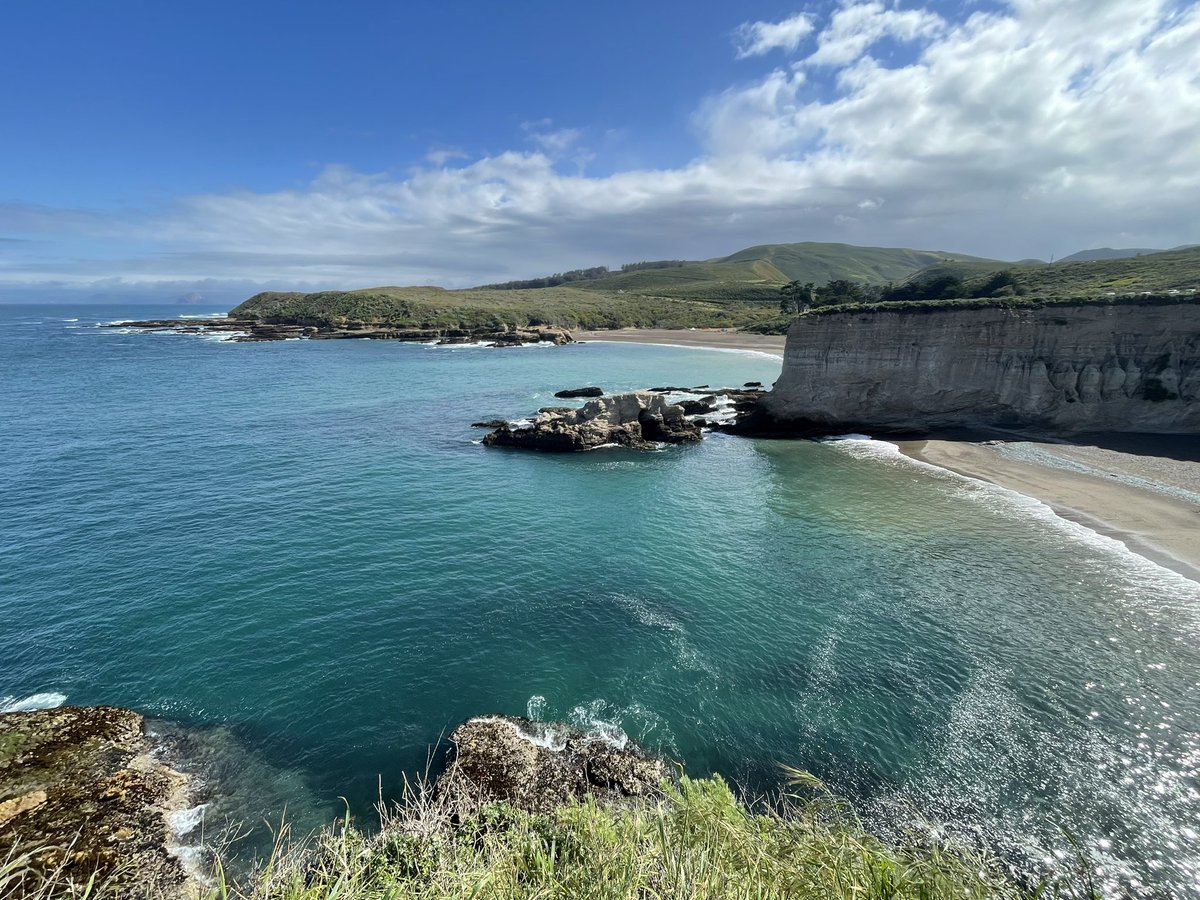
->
[[761, 300, 1200, 435]]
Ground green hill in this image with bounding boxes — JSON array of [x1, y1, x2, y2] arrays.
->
[[715, 242, 999, 284], [229, 243, 1200, 334], [560, 242, 1005, 304], [1058, 247, 1167, 262], [230, 284, 779, 331], [893, 245, 1200, 296]]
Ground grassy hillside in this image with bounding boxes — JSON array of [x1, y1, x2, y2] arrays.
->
[[557, 242, 1005, 305], [1058, 247, 1167, 262], [893, 246, 1200, 296], [230, 285, 779, 331], [229, 243, 1199, 334], [211, 775, 1041, 900], [716, 242, 999, 284]]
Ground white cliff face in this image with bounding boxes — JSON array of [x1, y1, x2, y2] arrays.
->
[[762, 303, 1200, 434]]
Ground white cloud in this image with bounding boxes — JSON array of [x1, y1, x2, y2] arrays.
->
[[805, 2, 945, 67], [522, 120, 583, 157], [734, 13, 816, 58], [4, 0, 1198, 298]]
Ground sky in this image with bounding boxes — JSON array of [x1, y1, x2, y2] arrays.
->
[[1, 0, 1198, 304]]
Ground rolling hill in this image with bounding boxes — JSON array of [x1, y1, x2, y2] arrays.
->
[[230, 242, 1200, 334]]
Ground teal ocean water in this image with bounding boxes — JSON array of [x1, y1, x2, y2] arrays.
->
[[2, 304, 1198, 896]]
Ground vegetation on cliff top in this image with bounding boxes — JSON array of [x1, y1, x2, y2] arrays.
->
[[206, 774, 1056, 900]]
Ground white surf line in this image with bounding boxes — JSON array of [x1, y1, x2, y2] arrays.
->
[[825, 436, 1200, 590], [579, 339, 783, 361]]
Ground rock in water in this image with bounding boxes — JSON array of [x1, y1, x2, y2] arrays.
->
[[0, 706, 193, 897], [482, 391, 701, 451], [553, 386, 605, 398], [436, 716, 672, 816]]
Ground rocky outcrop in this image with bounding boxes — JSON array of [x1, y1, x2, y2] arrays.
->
[[0, 706, 193, 897], [435, 716, 672, 816], [108, 319, 574, 346], [553, 386, 605, 398], [483, 392, 702, 451], [761, 301, 1200, 435]]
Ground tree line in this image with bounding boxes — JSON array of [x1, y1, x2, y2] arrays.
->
[[779, 270, 1027, 314], [479, 260, 693, 291]]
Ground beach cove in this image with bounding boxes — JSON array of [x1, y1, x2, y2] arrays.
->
[[2, 307, 1198, 897]]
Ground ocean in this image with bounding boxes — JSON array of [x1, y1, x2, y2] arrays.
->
[[1, 304, 1198, 896]]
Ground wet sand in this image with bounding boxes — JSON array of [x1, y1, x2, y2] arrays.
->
[[575, 328, 785, 355], [896, 438, 1200, 583]]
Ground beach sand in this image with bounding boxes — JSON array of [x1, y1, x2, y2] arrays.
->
[[575, 328, 785, 355], [897, 438, 1200, 582]]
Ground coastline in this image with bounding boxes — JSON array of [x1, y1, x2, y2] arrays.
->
[[575, 327, 785, 355], [895, 437, 1200, 583]]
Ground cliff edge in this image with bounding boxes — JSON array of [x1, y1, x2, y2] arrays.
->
[[761, 300, 1200, 435]]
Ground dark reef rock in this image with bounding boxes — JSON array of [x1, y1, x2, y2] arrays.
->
[[553, 386, 605, 399], [436, 716, 672, 816], [470, 419, 510, 428], [0, 706, 193, 898], [483, 392, 701, 451], [675, 396, 718, 415], [108, 319, 575, 347]]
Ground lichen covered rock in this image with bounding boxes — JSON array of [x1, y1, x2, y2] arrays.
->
[[0, 706, 192, 897]]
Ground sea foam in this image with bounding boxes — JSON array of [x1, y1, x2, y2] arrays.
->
[[1, 692, 68, 712]]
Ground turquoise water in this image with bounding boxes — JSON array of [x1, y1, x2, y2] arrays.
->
[[2, 304, 1199, 896]]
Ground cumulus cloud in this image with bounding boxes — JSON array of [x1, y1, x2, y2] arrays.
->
[[734, 13, 816, 58], [804, 1, 945, 67], [4, 0, 1199, 298]]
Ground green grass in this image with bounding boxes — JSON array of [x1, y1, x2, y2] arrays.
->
[[214, 774, 1046, 900], [715, 242, 1000, 285], [229, 244, 1200, 335], [229, 286, 780, 331], [895, 246, 1200, 298], [799, 291, 1200, 318]]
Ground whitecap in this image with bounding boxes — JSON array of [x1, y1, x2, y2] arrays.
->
[[167, 803, 210, 837], [1, 692, 68, 712]]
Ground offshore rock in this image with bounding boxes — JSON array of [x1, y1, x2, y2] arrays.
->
[[436, 716, 672, 817], [108, 319, 574, 346], [553, 386, 605, 398], [0, 706, 192, 898], [762, 301, 1200, 435], [483, 391, 701, 451]]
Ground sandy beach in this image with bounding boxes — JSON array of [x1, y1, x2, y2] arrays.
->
[[897, 438, 1200, 582], [575, 328, 786, 355]]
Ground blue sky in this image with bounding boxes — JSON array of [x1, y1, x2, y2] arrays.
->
[[2, 0, 1197, 303], [4, 0, 809, 205]]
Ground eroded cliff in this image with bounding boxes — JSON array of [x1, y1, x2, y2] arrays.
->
[[761, 301, 1200, 435]]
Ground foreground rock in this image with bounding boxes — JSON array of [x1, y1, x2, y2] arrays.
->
[[483, 391, 702, 451], [436, 716, 672, 816], [108, 318, 574, 346], [0, 706, 192, 897]]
